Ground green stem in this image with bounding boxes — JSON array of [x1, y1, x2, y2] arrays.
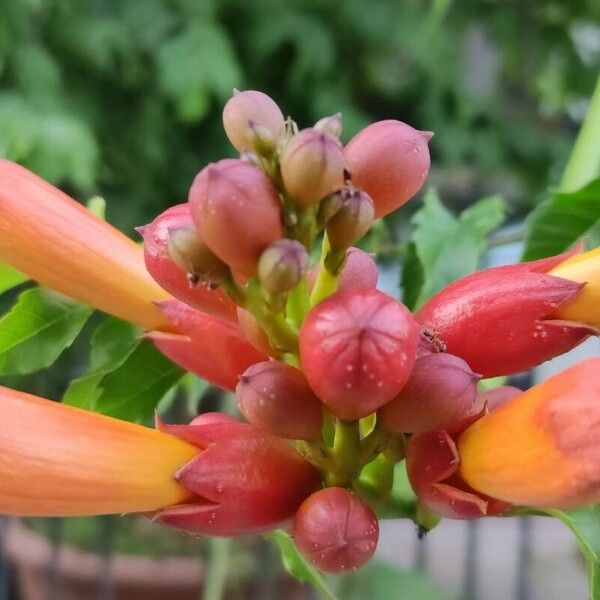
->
[[559, 72, 600, 192], [202, 537, 232, 600], [309, 234, 343, 306], [286, 279, 310, 328], [326, 419, 361, 486]]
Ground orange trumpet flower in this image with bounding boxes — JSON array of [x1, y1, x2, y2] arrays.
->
[[0, 160, 172, 331], [458, 358, 600, 508]]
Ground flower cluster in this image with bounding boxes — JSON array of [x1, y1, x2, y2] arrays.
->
[[0, 90, 599, 575]]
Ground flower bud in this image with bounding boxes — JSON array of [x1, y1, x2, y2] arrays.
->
[[167, 225, 230, 286], [416, 254, 596, 377], [379, 353, 482, 435], [190, 412, 239, 426], [300, 289, 418, 420], [280, 128, 346, 207], [478, 385, 522, 412], [139, 204, 237, 322], [314, 113, 342, 138], [325, 186, 374, 250], [308, 248, 378, 294], [236, 361, 323, 440], [293, 487, 378, 573], [237, 307, 279, 357], [406, 430, 511, 520], [188, 159, 283, 276], [258, 239, 309, 295], [344, 120, 431, 217], [222, 90, 285, 152]]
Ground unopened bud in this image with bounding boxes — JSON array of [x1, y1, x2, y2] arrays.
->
[[167, 226, 230, 286], [280, 128, 346, 207], [247, 121, 276, 155], [379, 353, 482, 435], [236, 361, 322, 440], [258, 239, 309, 294], [315, 113, 342, 138], [223, 90, 285, 152], [325, 186, 374, 250], [293, 487, 379, 573]]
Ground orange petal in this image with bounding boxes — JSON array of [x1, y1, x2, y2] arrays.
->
[[458, 358, 600, 508], [0, 386, 198, 516], [0, 160, 173, 331], [550, 246, 600, 327]]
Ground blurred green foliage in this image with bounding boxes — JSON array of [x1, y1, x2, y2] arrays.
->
[[1, 0, 599, 232]]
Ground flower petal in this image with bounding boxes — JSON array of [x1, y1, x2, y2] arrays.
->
[[0, 160, 172, 331], [0, 386, 198, 516]]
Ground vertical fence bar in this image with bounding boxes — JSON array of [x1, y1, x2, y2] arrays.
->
[[463, 520, 479, 600], [97, 516, 115, 600], [0, 517, 9, 600], [46, 518, 63, 600]]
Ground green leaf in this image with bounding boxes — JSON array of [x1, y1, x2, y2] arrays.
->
[[523, 177, 600, 260], [333, 559, 444, 600], [0, 263, 27, 295], [541, 506, 600, 599], [64, 317, 184, 422], [0, 288, 92, 375], [410, 189, 505, 309], [400, 242, 424, 311], [267, 530, 338, 600]]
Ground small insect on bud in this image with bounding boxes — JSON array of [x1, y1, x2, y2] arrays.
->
[[222, 90, 286, 152], [280, 128, 346, 207], [167, 226, 230, 287], [236, 361, 323, 440], [294, 487, 379, 573], [258, 239, 309, 295], [325, 186, 374, 251], [379, 353, 482, 435], [188, 159, 283, 277], [344, 120, 432, 217], [314, 113, 342, 138]]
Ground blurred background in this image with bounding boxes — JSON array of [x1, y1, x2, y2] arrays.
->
[[1, 0, 599, 598]]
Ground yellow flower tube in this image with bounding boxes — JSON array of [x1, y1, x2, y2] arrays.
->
[[0, 160, 173, 331], [0, 386, 198, 516], [458, 358, 600, 508], [550, 246, 600, 328]]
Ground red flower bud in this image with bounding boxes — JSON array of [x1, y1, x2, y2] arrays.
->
[[139, 204, 237, 322], [237, 307, 279, 357], [325, 186, 375, 250], [406, 430, 511, 520], [188, 159, 283, 276], [379, 353, 482, 434], [308, 248, 378, 294], [281, 128, 346, 207], [236, 361, 323, 440], [155, 419, 321, 536], [222, 90, 285, 152], [299, 289, 418, 420], [416, 253, 597, 377], [344, 120, 431, 217], [149, 300, 266, 391], [258, 239, 309, 294], [293, 487, 379, 573]]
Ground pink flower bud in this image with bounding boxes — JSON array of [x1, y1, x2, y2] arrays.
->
[[293, 487, 379, 573], [325, 186, 374, 250], [478, 385, 522, 412], [222, 90, 285, 152], [155, 419, 321, 536], [406, 430, 511, 520], [416, 254, 596, 377], [314, 113, 342, 138], [308, 248, 378, 294], [280, 128, 346, 207], [299, 289, 418, 420], [236, 361, 323, 440], [188, 159, 283, 276], [258, 239, 309, 294], [139, 204, 237, 322], [379, 353, 482, 434], [237, 307, 279, 357], [344, 120, 431, 217], [190, 412, 239, 426]]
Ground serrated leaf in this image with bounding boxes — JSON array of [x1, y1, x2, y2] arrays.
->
[[0, 264, 27, 295], [64, 317, 184, 422], [523, 177, 600, 260], [540, 506, 600, 599], [267, 530, 338, 600], [410, 189, 505, 309], [0, 288, 92, 375]]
